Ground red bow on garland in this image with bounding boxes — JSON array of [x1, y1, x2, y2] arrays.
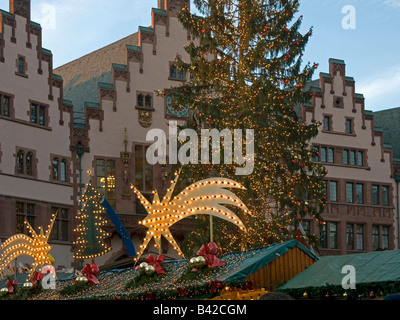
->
[[197, 242, 224, 268], [32, 272, 44, 288], [146, 254, 165, 274], [81, 263, 100, 285], [209, 280, 224, 293], [244, 281, 253, 290], [6, 280, 17, 293], [177, 287, 185, 297]]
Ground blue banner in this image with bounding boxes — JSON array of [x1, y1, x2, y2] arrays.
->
[[101, 198, 137, 257]]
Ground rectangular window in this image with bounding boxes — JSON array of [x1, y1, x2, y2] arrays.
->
[[96, 159, 116, 209], [60, 160, 67, 182], [322, 181, 327, 198], [52, 159, 59, 180], [372, 185, 379, 205], [137, 94, 144, 107], [320, 147, 327, 162], [16, 202, 35, 234], [16, 202, 25, 234], [320, 224, 327, 248], [356, 225, 364, 250], [50, 207, 69, 241], [18, 57, 25, 74], [346, 119, 352, 134], [329, 181, 338, 202], [135, 145, 154, 214], [30, 103, 46, 126], [145, 95, 152, 108], [356, 183, 364, 204], [324, 116, 330, 131], [382, 186, 389, 206], [346, 224, 354, 250], [0, 94, 11, 117], [357, 151, 363, 166], [39, 106, 45, 126], [382, 226, 389, 249], [372, 225, 379, 250], [302, 221, 310, 234], [346, 183, 354, 203], [135, 145, 153, 193], [30, 104, 37, 124], [313, 146, 319, 162], [350, 150, 356, 165], [170, 64, 184, 80], [343, 149, 349, 165], [330, 223, 338, 249], [328, 148, 334, 163]]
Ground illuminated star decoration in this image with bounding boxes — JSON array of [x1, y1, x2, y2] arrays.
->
[[131, 170, 250, 262], [0, 212, 58, 280]]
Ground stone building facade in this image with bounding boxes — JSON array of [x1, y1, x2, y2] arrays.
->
[[0, 0, 398, 269], [300, 59, 396, 255], [0, 0, 74, 267]]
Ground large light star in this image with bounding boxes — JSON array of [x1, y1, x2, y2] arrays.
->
[[131, 171, 250, 262], [0, 212, 57, 279]]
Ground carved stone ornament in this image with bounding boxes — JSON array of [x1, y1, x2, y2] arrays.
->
[[138, 110, 152, 128], [333, 63, 345, 77], [127, 50, 142, 63], [13, 0, 30, 18]]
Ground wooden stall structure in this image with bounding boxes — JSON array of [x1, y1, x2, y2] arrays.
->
[[245, 246, 316, 291]]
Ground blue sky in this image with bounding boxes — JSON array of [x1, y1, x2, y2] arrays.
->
[[0, 0, 399, 111]]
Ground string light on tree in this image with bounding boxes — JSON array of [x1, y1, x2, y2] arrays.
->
[[162, 0, 326, 251], [73, 174, 111, 260]]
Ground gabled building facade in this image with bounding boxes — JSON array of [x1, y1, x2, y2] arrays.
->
[[0, 0, 74, 267], [55, 0, 192, 265], [300, 59, 396, 255], [0, 0, 398, 271]]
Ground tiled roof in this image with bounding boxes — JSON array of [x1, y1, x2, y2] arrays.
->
[[54, 32, 139, 128], [374, 107, 400, 159]]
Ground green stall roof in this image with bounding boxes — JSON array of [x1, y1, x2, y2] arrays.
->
[[279, 249, 400, 290]]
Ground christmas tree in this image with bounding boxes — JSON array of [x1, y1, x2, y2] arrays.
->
[[162, 0, 327, 250], [74, 180, 111, 260]]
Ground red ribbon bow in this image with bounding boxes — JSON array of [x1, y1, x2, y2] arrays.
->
[[6, 280, 17, 293], [81, 263, 100, 285], [32, 272, 44, 288], [177, 287, 185, 297], [196, 242, 224, 268], [209, 280, 224, 293], [146, 254, 165, 274], [244, 281, 253, 290]]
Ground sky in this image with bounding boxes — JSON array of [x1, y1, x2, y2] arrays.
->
[[0, 0, 399, 111]]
